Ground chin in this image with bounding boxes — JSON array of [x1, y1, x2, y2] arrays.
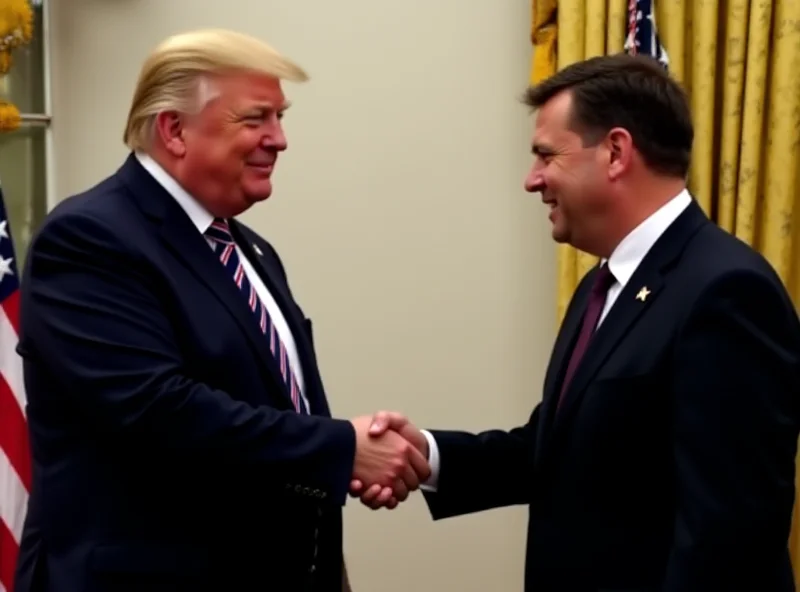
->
[[244, 183, 273, 203], [551, 226, 569, 244]]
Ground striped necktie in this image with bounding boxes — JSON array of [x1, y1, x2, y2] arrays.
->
[[204, 218, 305, 414]]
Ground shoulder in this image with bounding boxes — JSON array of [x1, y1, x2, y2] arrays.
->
[[682, 223, 788, 297], [28, 173, 146, 265], [42, 171, 135, 227], [677, 224, 797, 329]]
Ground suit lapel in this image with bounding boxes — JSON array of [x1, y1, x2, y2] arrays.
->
[[552, 271, 664, 429], [116, 154, 298, 411], [546, 199, 710, 442], [535, 284, 590, 462], [230, 223, 330, 416]]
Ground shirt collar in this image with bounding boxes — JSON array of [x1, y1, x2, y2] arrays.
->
[[604, 189, 692, 288], [135, 152, 215, 234]]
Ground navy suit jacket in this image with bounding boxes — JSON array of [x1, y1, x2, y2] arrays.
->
[[14, 154, 356, 592], [424, 200, 800, 592]]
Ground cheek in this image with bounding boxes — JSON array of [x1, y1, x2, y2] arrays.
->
[[196, 124, 258, 157], [184, 128, 230, 165], [234, 132, 272, 167], [542, 167, 572, 193]]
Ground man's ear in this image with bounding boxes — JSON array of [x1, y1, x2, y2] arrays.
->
[[605, 127, 634, 181], [153, 111, 186, 157]]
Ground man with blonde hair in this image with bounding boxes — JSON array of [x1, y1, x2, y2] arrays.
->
[[14, 29, 429, 592]]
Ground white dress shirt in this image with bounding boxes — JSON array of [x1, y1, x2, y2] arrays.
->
[[420, 189, 693, 491], [135, 152, 309, 412]]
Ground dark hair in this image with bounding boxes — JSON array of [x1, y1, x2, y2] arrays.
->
[[523, 53, 693, 178]]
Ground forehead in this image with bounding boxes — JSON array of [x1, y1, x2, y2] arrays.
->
[[532, 91, 575, 144], [214, 71, 287, 107]]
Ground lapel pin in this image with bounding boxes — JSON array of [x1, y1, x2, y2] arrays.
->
[[253, 244, 263, 256], [635, 286, 651, 302]]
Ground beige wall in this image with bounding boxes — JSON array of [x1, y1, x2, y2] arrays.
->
[[48, 1, 556, 589]]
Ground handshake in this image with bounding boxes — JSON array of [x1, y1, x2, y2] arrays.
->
[[348, 411, 430, 510]]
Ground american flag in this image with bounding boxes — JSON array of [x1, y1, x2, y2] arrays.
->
[[0, 182, 28, 592], [624, 0, 669, 69]]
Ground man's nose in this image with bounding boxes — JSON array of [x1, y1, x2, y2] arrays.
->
[[263, 121, 288, 151], [525, 169, 545, 193]]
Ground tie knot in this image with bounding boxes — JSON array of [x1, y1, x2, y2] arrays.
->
[[205, 218, 234, 244], [591, 263, 615, 295]]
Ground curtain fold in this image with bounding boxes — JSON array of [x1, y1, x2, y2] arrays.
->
[[530, 0, 558, 85]]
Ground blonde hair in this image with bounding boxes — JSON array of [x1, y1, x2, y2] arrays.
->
[[123, 29, 309, 151]]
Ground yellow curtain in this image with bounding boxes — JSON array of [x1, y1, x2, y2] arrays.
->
[[530, 0, 558, 84], [529, 0, 800, 582]]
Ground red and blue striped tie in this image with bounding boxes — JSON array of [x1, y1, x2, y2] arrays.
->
[[205, 218, 305, 414]]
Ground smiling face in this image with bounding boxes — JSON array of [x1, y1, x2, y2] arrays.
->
[[524, 91, 615, 252], [157, 70, 290, 218]]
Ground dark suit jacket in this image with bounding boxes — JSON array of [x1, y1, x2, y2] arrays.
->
[[14, 154, 356, 592], [424, 200, 800, 592]]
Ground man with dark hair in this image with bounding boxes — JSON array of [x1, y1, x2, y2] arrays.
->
[[353, 54, 800, 591]]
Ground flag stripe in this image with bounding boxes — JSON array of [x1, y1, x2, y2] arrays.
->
[[0, 309, 24, 421], [0, 447, 26, 544], [0, 186, 30, 592], [0, 515, 18, 592], [1, 292, 19, 336], [0, 375, 29, 490]]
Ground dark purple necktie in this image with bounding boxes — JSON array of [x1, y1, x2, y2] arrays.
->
[[558, 264, 616, 409]]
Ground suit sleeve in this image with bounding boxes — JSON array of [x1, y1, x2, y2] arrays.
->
[[664, 270, 800, 591], [20, 212, 357, 505], [422, 405, 540, 519]]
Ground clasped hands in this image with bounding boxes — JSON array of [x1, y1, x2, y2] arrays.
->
[[349, 411, 427, 510]]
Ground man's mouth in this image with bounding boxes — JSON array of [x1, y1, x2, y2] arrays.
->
[[543, 198, 558, 221], [248, 162, 274, 174]]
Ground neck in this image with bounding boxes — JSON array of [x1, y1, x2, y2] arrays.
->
[[594, 176, 687, 259], [143, 146, 179, 178]]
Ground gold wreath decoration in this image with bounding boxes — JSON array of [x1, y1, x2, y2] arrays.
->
[[0, 0, 34, 133]]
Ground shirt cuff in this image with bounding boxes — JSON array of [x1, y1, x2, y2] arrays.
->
[[420, 429, 440, 492]]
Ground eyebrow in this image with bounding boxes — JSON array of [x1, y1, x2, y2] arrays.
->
[[245, 101, 292, 115]]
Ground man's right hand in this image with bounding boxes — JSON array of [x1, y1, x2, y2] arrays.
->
[[350, 411, 429, 509], [350, 415, 430, 505]]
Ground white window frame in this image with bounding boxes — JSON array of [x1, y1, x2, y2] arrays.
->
[[41, 0, 56, 211], [9, 0, 55, 211]]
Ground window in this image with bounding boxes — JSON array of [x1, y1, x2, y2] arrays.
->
[[0, 0, 49, 270]]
